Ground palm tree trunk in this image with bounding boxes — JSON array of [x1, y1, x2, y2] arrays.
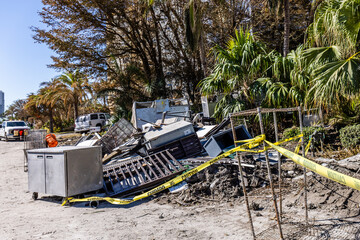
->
[[74, 101, 79, 120], [283, 0, 290, 56], [199, 33, 208, 76], [49, 107, 54, 133]]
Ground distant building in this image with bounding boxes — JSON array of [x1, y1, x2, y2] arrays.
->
[[0, 91, 4, 115]]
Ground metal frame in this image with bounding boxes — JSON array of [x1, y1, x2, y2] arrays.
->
[[103, 150, 185, 197], [229, 106, 323, 239]]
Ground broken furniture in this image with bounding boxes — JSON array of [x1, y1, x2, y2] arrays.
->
[[147, 133, 203, 160], [143, 121, 195, 150], [180, 157, 255, 168], [203, 125, 252, 157], [27, 146, 103, 199], [203, 117, 231, 139], [103, 150, 185, 196], [131, 98, 190, 130], [94, 118, 137, 155]]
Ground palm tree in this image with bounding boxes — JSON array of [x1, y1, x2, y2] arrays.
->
[[198, 29, 271, 118], [55, 70, 90, 120], [25, 80, 62, 132], [304, 0, 360, 109], [4, 99, 29, 120], [97, 59, 150, 119], [257, 45, 310, 108]]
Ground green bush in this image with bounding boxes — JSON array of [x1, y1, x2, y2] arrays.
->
[[339, 124, 360, 149], [283, 126, 324, 142]]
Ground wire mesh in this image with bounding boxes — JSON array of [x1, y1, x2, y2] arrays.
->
[[257, 221, 360, 240], [23, 129, 47, 172]]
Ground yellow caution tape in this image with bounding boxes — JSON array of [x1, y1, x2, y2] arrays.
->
[[234, 138, 257, 143], [274, 134, 303, 146], [63, 196, 134, 205], [236, 134, 304, 154], [265, 140, 360, 191], [304, 137, 312, 156], [294, 138, 302, 154]]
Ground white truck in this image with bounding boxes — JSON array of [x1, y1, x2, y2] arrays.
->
[[0, 121, 30, 141], [74, 113, 110, 133]]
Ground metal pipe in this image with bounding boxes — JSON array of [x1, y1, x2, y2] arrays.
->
[[243, 118, 248, 131], [230, 116, 256, 240], [258, 108, 284, 239], [298, 106, 308, 223], [319, 106, 324, 153], [273, 112, 282, 220]]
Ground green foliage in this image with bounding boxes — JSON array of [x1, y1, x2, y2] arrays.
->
[[305, 47, 360, 107], [212, 94, 246, 120], [307, 0, 360, 58], [199, 29, 269, 96], [109, 106, 132, 124], [304, 0, 360, 110], [339, 124, 360, 148], [198, 29, 272, 118], [283, 126, 324, 142]]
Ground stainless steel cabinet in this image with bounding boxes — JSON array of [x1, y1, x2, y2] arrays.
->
[[27, 146, 103, 197]]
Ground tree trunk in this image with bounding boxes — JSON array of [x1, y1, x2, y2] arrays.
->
[[49, 107, 54, 133], [199, 33, 208, 76], [74, 98, 79, 120], [283, 0, 290, 56]]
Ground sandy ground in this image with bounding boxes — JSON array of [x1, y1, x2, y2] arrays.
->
[[1, 140, 360, 239]]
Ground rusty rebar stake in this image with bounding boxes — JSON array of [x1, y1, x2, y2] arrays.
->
[[258, 108, 284, 239], [230, 116, 256, 240], [273, 112, 282, 221], [298, 106, 308, 223]]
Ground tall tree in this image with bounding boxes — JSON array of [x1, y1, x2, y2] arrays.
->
[[54, 70, 90, 120], [4, 100, 29, 120], [25, 80, 62, 132], [199, 29, 270, 118], [251, 0, 312, 55], [33, 0, 250, 105]]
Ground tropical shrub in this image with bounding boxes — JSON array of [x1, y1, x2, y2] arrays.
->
[[305, 0, 360, 109], [339, 125, 360, 148], [283, 126, 324, 142]]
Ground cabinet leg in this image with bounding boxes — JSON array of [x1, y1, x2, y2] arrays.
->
[[32, 192, 38, 200]]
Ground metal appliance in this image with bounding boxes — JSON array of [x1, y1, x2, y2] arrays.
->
[[203, 125, 252, 157], [27, 146, 103, 197], [143, 121, 195, 149]]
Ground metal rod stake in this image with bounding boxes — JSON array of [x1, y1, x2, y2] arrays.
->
[[230, 116, 256, 240], [319, 106, 324, 152], [298, 106, 308, 223], [243, 118, 248, 131], [273, 112, 282, 220], [258, 108, 284, 239]]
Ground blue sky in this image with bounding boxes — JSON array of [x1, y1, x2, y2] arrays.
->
[[0, 0, 58, 111]]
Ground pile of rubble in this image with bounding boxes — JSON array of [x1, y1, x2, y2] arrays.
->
[[25, 98, 281, 202], [90, 98, 261, 198], [25, 98, 360, 213]]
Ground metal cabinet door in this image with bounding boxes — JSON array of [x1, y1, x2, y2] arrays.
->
[[28, 153, 46, 193], [45, 153, 66, 196]]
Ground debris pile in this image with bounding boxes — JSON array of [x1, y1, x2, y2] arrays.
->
[[26, 99, 360, 218]]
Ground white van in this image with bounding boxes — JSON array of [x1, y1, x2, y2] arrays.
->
[[74, 113, 110, 133]]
